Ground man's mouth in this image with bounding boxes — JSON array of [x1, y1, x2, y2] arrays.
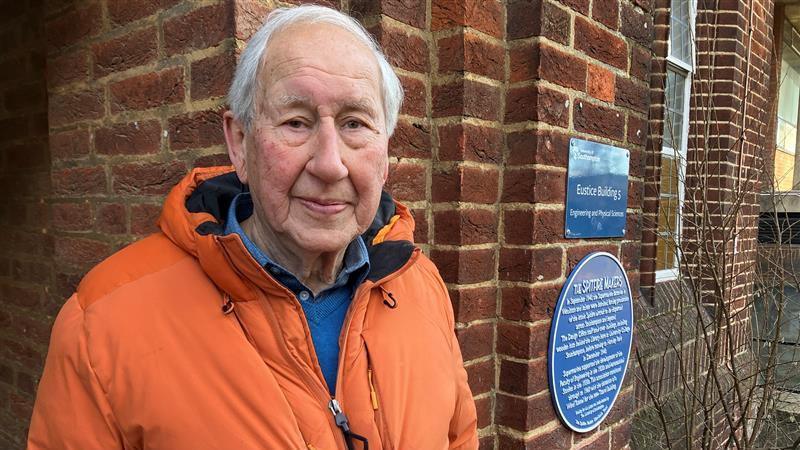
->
[[297, 197, 348, 215]]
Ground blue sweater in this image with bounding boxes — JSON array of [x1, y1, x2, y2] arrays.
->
[[224, 193, 369, 394]]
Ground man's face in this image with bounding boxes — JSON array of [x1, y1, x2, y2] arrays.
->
[[226, 23, 389, 256]]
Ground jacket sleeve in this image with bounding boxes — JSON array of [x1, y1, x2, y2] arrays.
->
[[27, 294, 126, 450], [447, 326, 479, 450], [439, 283, 479, 449]]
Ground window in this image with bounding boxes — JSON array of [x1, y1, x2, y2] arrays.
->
[[774, 23, 800, 191], [656, 0, 694, 280]]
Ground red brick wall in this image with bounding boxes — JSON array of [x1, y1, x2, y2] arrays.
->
[[0, 0, 52, 447], [0, 0, 661, 447]]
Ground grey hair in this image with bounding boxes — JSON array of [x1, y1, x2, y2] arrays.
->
[[227, 5, 404, 135]]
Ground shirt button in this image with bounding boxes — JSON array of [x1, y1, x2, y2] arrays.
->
[[299, 291, 310, 301]]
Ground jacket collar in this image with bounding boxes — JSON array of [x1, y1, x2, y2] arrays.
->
[[157, 166, 417, 300]]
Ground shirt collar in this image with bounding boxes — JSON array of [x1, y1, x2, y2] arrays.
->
[[224, 192, 370, 295]]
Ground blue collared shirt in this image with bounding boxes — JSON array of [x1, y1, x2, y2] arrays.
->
[[224, 192, 370, 394]]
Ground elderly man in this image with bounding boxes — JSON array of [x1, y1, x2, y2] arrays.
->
[[27, 5, 478, 450]]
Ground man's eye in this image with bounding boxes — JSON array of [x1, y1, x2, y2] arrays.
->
[[285, 119, 306, 128], [344, 120, 363, 130]]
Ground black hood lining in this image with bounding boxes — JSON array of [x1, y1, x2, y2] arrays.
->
[[185, 172, 413, 279]]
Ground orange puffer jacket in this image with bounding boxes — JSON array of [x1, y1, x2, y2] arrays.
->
[[28, 167, 478, 450]]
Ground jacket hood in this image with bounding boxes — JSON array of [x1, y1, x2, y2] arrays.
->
[[157, 166, 417, 300]]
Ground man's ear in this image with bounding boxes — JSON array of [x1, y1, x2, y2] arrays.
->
[[382, 155, 389, 184], [223, 111, 248, 184]]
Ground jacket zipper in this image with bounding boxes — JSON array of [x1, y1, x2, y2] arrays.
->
[[217, 236, 421, 450]]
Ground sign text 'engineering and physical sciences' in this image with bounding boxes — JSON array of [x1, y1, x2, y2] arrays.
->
[[548, 252, 634, 433], [565, 138, 630, 239]]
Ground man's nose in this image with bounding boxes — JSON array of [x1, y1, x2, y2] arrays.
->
[[306, 119, 348, 183]]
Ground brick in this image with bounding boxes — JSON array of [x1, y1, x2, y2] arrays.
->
[[373, 24, 428, 73], [631, 44, 651, 81], [432, 0, 503, 39], [108, 0, 181, 24], [532, 208, 566, 244], [620, 2, 654, 48], [506, 84, 569, 126], [6, 143, 48, 170], [351, 0, 426, 29], [540, 1, 571, 45], [233, 0, 272, 40], [51, 202, 92, 231], [93, 27, 157, 78], [398, 75, 426, 117], [430, 248, 496, 284], [1, 284, 40, 308], [621, 242, 640, 272], [507, 129, 570, 167], [501, 284, 561, 321], [438, 32, 504, 80], [50, 129, 90, 160], [496, 392, 556, 431], [131, 204, 162, 235], [193, 153, 232, 168], [574, 100, 625, 141], [538, 44, 587, 91], [389, 120, 431, 159], [432, 166, 499, 204], [96, 203, 126, 234], [168, 109, 225, 151], [95, 120, 161, 155], [48, 87, 104, 127], [466, 358, 495, 395], [593, 0, 619, 29], [627, 179, 642, 209], [575, 16, 628, 70], [503, 167, 565, 204], [497, 321, 548, 359], [499, 247, 563, 282], [499, 357, 548, 396], [191, 51, 235, 101], [386, 162, 426, 202], [4, 82, 46, 114], [411, 208, 428, 244], [110, 68, 184, 112], [612, 420, 632, 448], [54, 236, 111, 267], [434, 209, 498, 245], [112, 161, 186, 195], [627, 115, 648, 147], [433, 79, 502, 121], [11, 260, 51, 288], [164, 3, 233, 55], [53, 166, 106, 196], [438, 123, 502, 164], [616, 77, 649, 113], [588, 64, 615, 102], [509, 41, 539, 83], [567, 244, 618, 270], [46, 49, 89, 88], [456, 323, 494, 362], [560, 0, 589, 15], [45, 3, 101, 49], [498, 427, 572, 449], [451, 286, 497, 322], [507, 0, 541, 40]]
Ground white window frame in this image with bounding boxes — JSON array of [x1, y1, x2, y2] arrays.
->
[[656, 0, 696, 282]]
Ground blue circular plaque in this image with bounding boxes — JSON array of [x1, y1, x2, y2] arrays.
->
[[548, 251, 633, 432]]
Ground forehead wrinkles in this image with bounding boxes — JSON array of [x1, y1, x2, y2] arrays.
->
[[251, 23, 383, 119]]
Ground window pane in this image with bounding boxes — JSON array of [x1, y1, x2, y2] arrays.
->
[[775, 29, 800, 191], [664, 70, 687, 149], [670, 0, 692, 65]]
